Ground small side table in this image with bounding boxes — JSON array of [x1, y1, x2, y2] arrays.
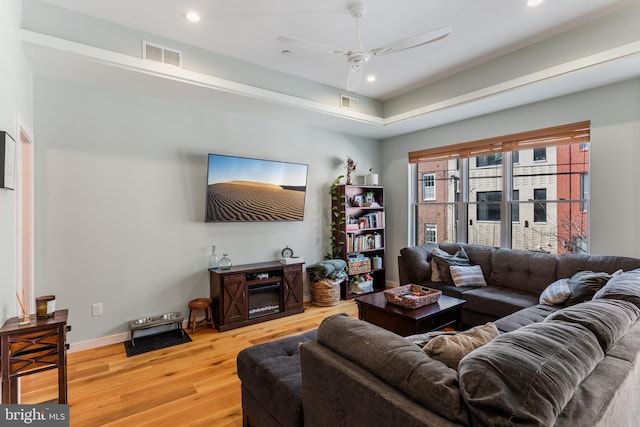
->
[[0, 309, 70, 404]]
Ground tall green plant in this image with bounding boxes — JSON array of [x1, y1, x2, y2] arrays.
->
[[326, 175, 346, 260]]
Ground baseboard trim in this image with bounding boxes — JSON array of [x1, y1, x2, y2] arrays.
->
[[68, 319, 190, 353], [69, 332, 130, 353]]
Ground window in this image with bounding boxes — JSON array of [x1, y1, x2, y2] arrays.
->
[[477, 191, 501, 221], [476, 153, 502, 167], [422, 173, 435, 201], [580, 142, 589, 151], [424, 224, 437, 243], [534, 188, 547, 223], [580, 173, 589, 211], [533, 147, 547, 161], [410, 121, 590, 255]]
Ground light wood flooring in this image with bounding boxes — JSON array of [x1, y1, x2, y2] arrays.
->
[[20, 300, 359, 427]]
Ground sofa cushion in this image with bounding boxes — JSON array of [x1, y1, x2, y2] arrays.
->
[[546, 299, 640, 352], [461, 286, 539, 319], [459, 321, 604, 427], [449, 265, 487, 288], [566, 270, 612, 306], [488, 247, 557, 294], [539, 278, 571, 305], [399, 243, 438, 284], [316, 314, 469, 424], [593, 268, 640, 308], [423, 322, 499, 369], [432, 247, 471, 285], [494, 304, 560, 333]]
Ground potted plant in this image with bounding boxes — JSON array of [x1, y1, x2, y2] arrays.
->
[[326, 175, 346, 260]]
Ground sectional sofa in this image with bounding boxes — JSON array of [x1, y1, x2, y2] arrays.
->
[[398, 243, 640, 327], [238, 244, 640, 426]]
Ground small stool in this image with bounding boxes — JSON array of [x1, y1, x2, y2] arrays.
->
[[188, 298, 214, 334]]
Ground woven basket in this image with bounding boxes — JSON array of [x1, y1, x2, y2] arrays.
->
[[384, 284, 441, 309], [348, 259, 371, 275], [311, 279, 342, 306]]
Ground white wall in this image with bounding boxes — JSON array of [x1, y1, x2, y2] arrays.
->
[[33, 77, 380, 344], [0, 0, 33, 324], [381, 78, 640, 283]]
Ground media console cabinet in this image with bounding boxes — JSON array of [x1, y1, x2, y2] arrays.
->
[[209, 261, 304, 331]]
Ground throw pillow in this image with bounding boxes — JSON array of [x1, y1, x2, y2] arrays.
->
[[423, 322, 499, 369], [566, 270, 612, 306], [430, 257, 442, 282], [593, 268, 640, 308], [432, 247, 471, 285], [449, 265, 487, 288], [539, 278, 571, 305]]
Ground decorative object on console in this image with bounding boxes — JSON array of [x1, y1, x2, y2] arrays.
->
[[36, 295, 56, 319], [209, 245, 219, 269], [0, 131, 16, 190], [15, 291, 29, 325], [281, 246, 294, 258], [219, 254, 232, 270], [205, 153, 308, 222]]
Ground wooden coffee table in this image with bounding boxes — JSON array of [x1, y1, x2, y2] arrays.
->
[[355, 291, 466, 336]]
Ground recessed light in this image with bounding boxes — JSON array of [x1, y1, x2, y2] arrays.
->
[[184, 11, 201, 23], [366, 75, 376, 82], [527, 0, 543, 7]]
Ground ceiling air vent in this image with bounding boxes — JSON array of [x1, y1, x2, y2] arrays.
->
[[143, 41, 182, 68], [340, 94, 360, 112]]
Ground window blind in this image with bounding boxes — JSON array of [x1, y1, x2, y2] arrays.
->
[[408, 121, 590, 163]]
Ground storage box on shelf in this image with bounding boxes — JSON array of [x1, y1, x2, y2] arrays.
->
[[332, 185, 385, 299]]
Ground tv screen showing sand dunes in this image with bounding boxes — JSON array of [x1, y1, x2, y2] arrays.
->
[[205, 154, 309, 222]]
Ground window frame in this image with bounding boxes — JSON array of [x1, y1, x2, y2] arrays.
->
[[422, 173, 436, 201], [409, 121, 590, 253], [424, 224, 437, 243]]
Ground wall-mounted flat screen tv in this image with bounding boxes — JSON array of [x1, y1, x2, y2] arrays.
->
[[205, 154, 309, 222]]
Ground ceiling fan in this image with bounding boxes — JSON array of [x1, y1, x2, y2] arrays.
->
[[277, 2, 452, 91]]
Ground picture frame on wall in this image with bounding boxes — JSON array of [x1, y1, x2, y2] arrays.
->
[[0, 131, 16, 190]]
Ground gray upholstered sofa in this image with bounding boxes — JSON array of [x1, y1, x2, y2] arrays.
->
[[301, 270, 640, 426], [238, 247, 640, 426], [398, 243, 640, 327]]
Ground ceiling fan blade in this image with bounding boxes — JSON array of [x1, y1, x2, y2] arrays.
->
[[346, 64, 363, 91], [276, 36, 348, 56], [370, 26, 452, 56]]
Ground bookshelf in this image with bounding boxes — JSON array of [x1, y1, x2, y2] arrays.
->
[[332, 185, 385, 299]]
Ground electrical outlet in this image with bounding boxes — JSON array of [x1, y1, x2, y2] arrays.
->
[[92, 303, 103, 317]]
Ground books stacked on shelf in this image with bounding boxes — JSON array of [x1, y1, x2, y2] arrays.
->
[[356, 212, 385, 229], [348, 232, 383, 252]]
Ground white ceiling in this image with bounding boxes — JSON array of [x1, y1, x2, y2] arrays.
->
[[39, 0, 640, 101]]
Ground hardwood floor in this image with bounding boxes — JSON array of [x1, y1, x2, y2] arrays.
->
[[20, 300, 359, 426]]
